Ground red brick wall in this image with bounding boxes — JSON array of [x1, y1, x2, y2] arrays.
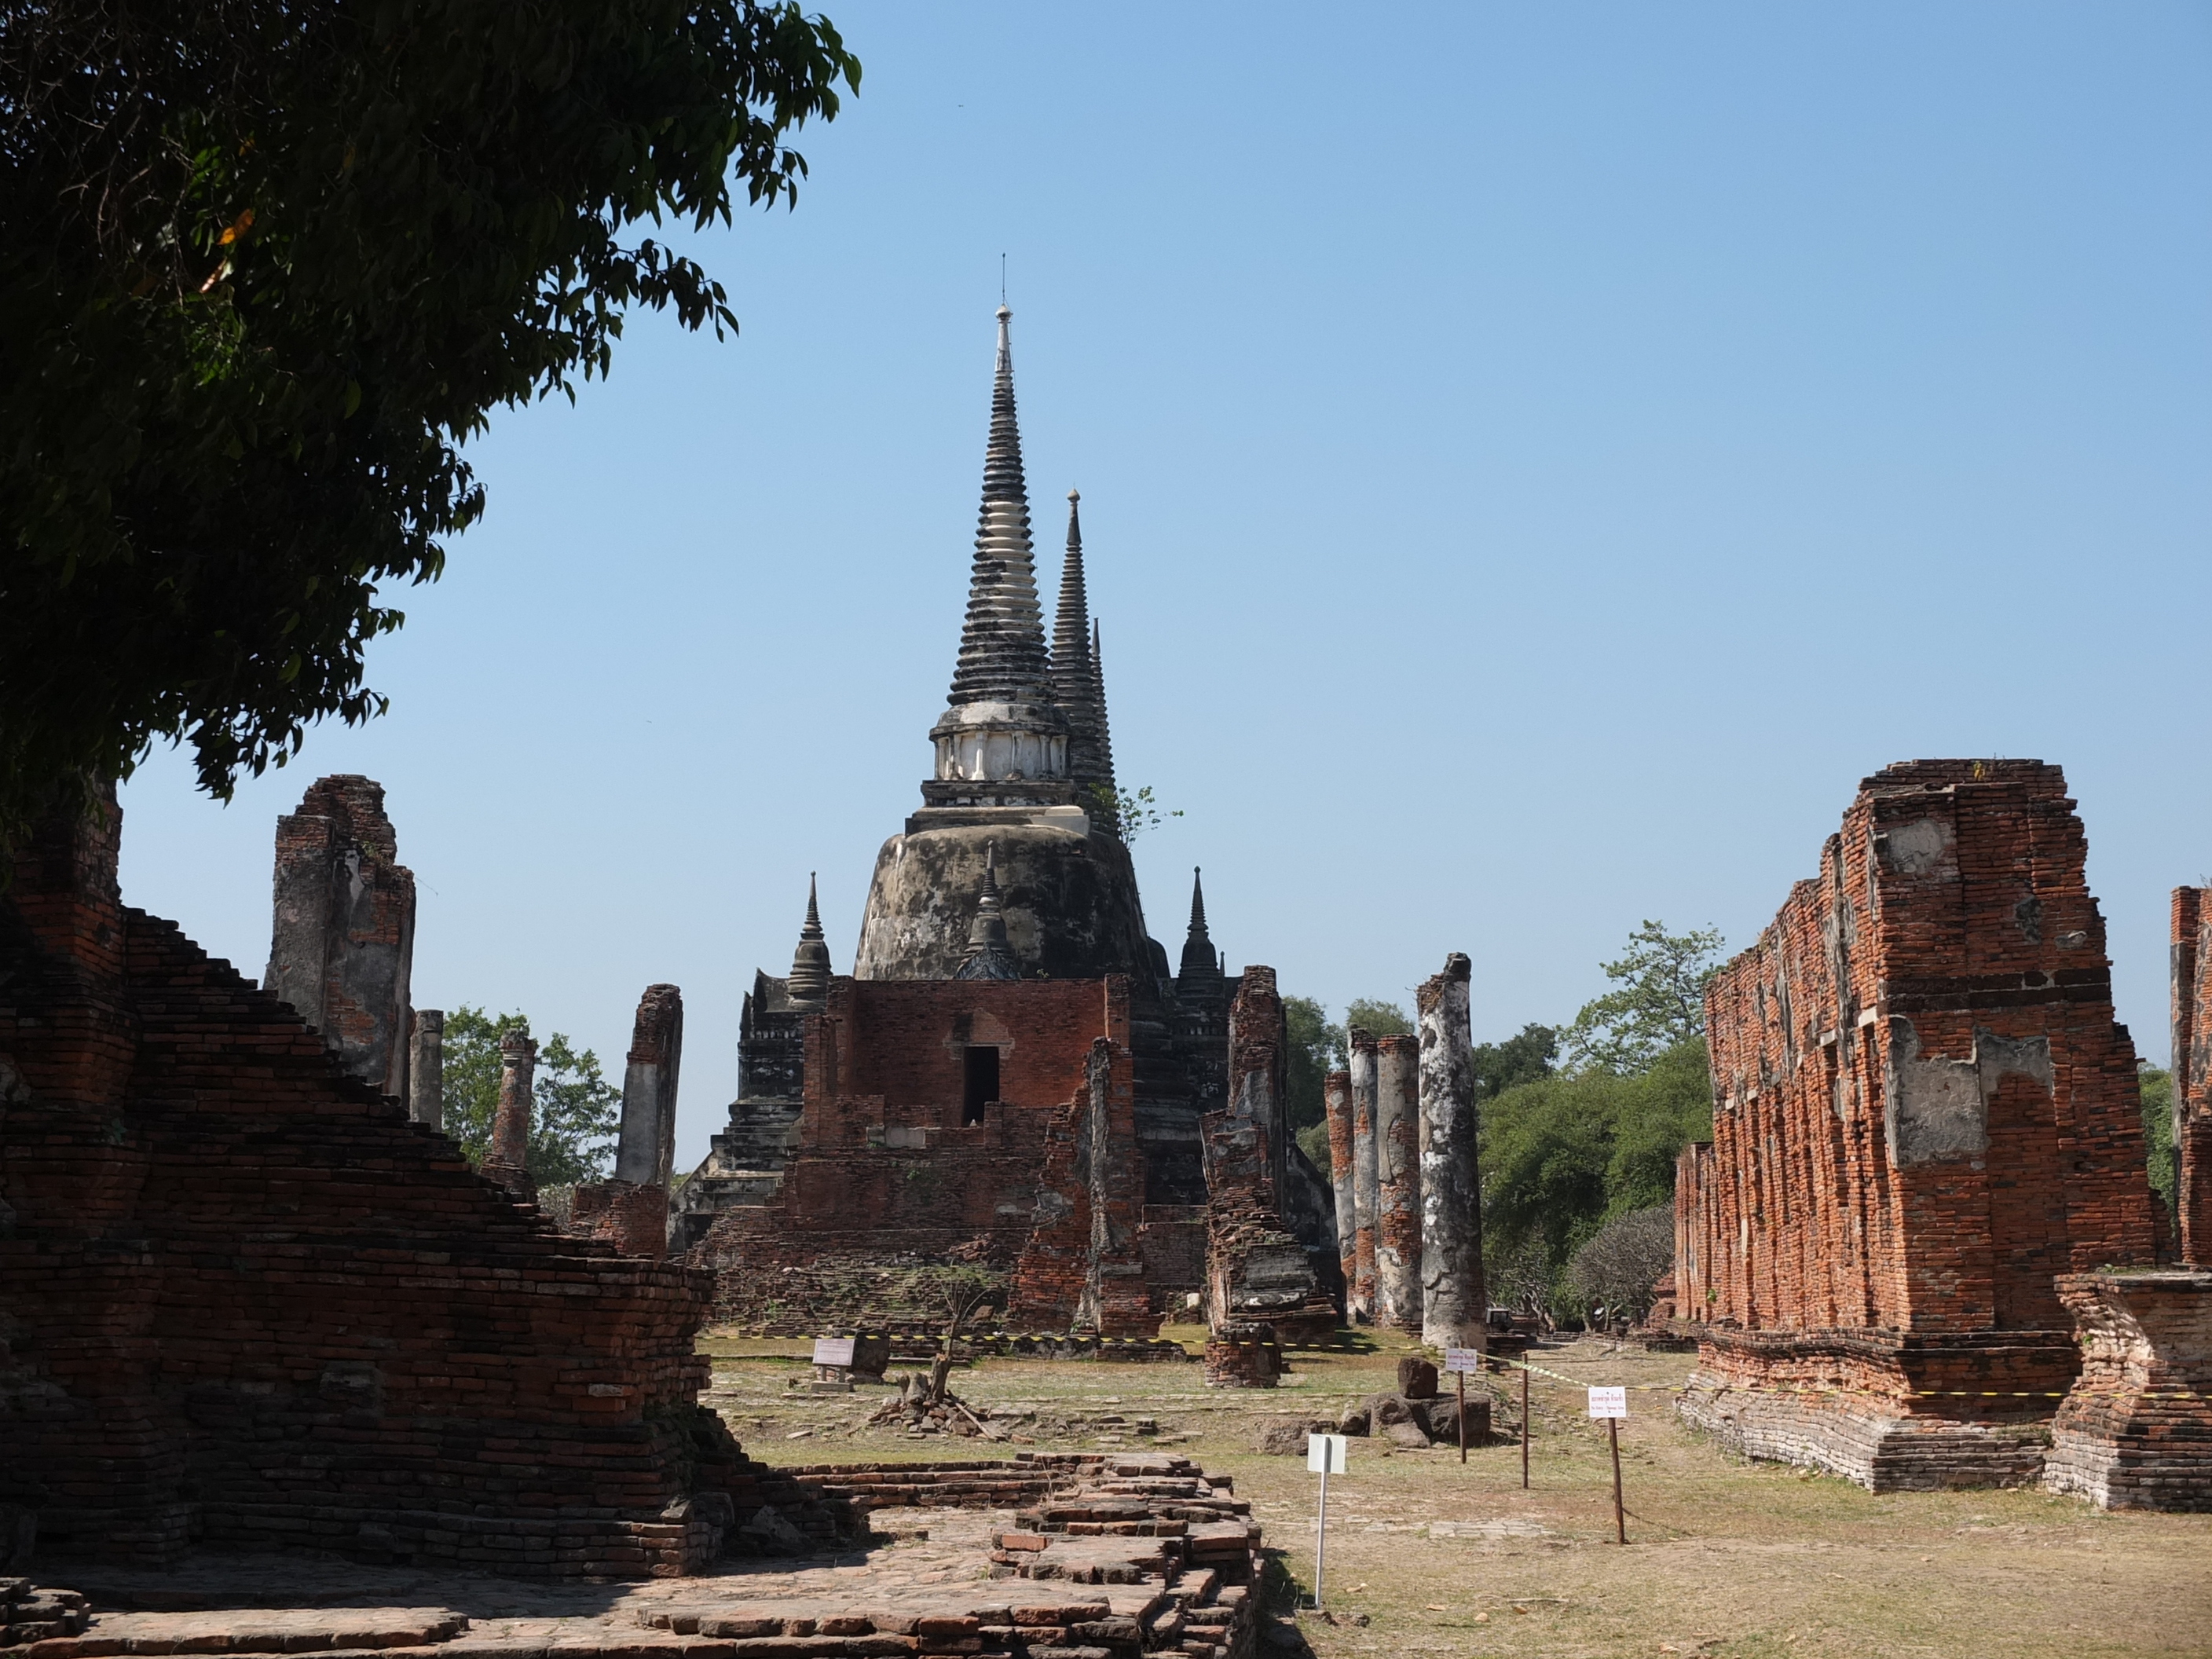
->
[[0, 794, 782, 1576], [691, 977, 1132, 1327], [1681, 760, 2157, 1343], [1006, 1040, 1157, 1336]]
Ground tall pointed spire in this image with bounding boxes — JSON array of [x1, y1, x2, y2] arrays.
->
[[1178, 866, 1221, 981], [954, 843, 1022, 981], [1053, 488, 1115, 814], [786, 873, 832, 1011], [947, 307, 1052, 706], [1089, 617, 1118, 798], [925, 309, 1073, 807]]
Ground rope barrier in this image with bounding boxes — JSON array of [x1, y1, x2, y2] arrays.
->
[[1478, 1352, 2211, 1404]]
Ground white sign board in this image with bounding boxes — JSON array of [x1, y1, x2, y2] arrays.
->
[[1587, 1386, 1628, 1420], [811, 1336, 856, 1368], [1442, 1346, 1482, 1375], [1306, 1433, 1349, 1474]]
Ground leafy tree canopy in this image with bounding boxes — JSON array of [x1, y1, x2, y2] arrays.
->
[[1282, 994, 1331, 1133], [1561, 920, 1726, 1074], [441, 1005, 622, 1185], [0, 0, 859, 844], [1481, 1037, 1712, 1293], [2141, 1063, 2177, 1227], [1474, 1022, 1557, 1103]]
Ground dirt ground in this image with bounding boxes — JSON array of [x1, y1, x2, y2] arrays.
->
[[705, 1325, 2212, 1659]]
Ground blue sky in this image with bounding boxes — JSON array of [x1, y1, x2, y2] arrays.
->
[[117, 3, 2212, 1171]]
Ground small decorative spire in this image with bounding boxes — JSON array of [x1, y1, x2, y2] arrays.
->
[[1178, 865, 1221, 982], [955, 843, 1022, 981], [786, 873, 833, 1010]]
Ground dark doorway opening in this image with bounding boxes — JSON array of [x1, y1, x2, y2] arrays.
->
[[961, 1046, 1000, 1126]]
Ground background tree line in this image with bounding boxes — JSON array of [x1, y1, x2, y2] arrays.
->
[[1284, 921, 1723, 1328], [439, 1008, 622, 1188]]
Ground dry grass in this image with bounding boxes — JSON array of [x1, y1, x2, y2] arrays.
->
[[703, 1326, 2212, 1658]]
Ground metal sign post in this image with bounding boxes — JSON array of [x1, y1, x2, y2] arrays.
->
[[1442, 1346, 1481, 1465], [1306, 1433, 1347, 1607], [1587, 1386, 1628, 1544]]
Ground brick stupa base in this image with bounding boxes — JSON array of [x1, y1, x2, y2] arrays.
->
[[2042, 1270, 2212, 1511]]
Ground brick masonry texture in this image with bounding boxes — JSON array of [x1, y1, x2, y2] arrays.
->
[[1675, 760, 2170, 1496], [2041, 1270, 2212, 1510], [262, 777, 416, 1099], [2170, 888, 2212, 1264], [1006, 1041, 1158, 1336], [0, 789, 839, 1575], [689, 978, 1138, 1331], [1198, 971, 1336, 1346]]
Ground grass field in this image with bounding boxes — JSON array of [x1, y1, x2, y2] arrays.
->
[[703, 1326, 2212, 1659]]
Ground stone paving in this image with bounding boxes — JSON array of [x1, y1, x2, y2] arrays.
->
[[4, 1459, 1269, 1659]]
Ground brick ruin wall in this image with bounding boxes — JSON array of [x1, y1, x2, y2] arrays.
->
[[689, 978, 1144, 1331], [1675, 760, 2170, 1493], [1006, 1041, 1158, 1337], [0, 791, 836, 1574], [2170, 887, 2212, 1264], [1199, 969, 1338, 1349]]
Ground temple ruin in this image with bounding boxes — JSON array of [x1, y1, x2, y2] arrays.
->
[[1673, 760, 2210, 1506], [675, 307, 1340, 1342]]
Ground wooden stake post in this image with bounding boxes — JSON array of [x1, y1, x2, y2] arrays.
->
[[1442, 1346, 1481, 1465], [1588, 1386, 1628, 1544], [1520, 1364, 1530, 1487]]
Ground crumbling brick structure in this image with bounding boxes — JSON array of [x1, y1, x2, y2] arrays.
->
[[1417, 951, 1485, 1349], [0, 789, 820, 1573], [1676, 760, 2166, 1495], [263, 776, 416, 1097], [1198, 969, 1338, 1344], [1348, 1028, 1379, 1320], [690, 976, 1144, 1330], [571, 986, 685, 1259], [1007, 1039, 1156, 1335], [2170, 887, 2212, 1264]]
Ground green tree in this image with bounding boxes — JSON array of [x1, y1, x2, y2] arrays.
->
[[1562, 921, 1727, 1073], [1283, 995, 1332, 1133], [2141, 1064, 2177, 1228], [1474, 1023, 1557, 1103], [0, 1, 859, 845], [441, 1005, 622, 1185], [1480, 1039, 1712, 1320]]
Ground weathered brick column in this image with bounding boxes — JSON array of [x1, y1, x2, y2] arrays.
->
[[408, 1009, 443, 1129], [1374, 1033, 1423, 1331], [613, 983, 684, 1188], [1323, 1069, 1357, 1293], [1349, 1028, 1380, 1320], [2172, 888, 2212, 1265], [263, 775, 416, 1097], [484, 1028, 537, 1199], [1418, 952, 1484, 1348]]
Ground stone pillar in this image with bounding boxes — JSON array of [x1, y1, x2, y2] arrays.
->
[[264, 775, 416, 1097], [613, 984, 684, 1188], [2174, 888, 2212, 1265], [1349, 1029, 1379, 1320], [408, 1009, 444, 1129], [1418, 952, 1484, 1349], [1374, 1034, 1423, 1332], [1323, 1070, 1357, 1294], [484, 1029, 537, 1199]]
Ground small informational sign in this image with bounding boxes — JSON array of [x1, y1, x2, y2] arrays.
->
[[1306, 1433, 1349, 1474], [811, 1336, 856, 1368], [1442, 1346, 1482, 1375], [1587, 1386, 1628, 1420]]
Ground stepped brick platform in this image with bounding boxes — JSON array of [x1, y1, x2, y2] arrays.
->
[[0, 790, 836, 1574], [5, 1456, 1270, 1659]]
